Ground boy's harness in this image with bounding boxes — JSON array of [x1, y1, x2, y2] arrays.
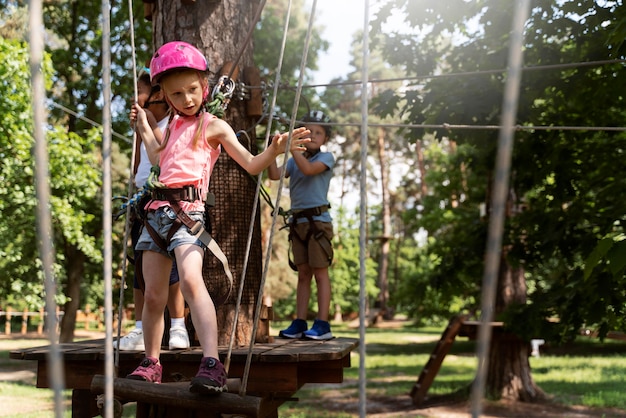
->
[[143, 185, 233, 304], [288, 204, 333, 270]]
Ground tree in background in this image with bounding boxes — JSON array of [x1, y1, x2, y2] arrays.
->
[[0, 1, 153, 342], [0, 37, 103, 341], [373, 0, 626, 401]]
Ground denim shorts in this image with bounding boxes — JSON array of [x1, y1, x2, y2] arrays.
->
[[135, 206, 206, 257]]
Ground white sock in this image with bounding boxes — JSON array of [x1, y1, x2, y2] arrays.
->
[[170, 317, 185, 329], [135, 321, 143, 330]]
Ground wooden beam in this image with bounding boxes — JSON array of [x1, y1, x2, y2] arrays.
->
[[91, 375, 272, 417]]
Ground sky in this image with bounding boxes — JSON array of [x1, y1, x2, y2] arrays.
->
[[306, 0, 368, 84]]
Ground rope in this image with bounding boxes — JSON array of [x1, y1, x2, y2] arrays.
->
[[358, 2, 370, 417], [222, 129, 256, 376], [309, 121, 626, 133], [49, 101, 131, 143], [111, 0, 140, 375], [208, 0, 267, 115], [101, 0, 116, 416], [239, 0, 317, 396], [29, 1, 66, 416], [470, 1, 531, 416], [300, 58, 626, 89], [225, 0, 267, 80]]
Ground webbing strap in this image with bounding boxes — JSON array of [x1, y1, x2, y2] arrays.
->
[[142, 201, 234, 306], [169, 201, 234, 306], [193, 228, 234, 306]]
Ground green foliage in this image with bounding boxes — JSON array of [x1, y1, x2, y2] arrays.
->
[[0, 37, 103, 311], [372, 0, 626, 340], [331, 208, 379, 314], [253, 0, 329, 125]]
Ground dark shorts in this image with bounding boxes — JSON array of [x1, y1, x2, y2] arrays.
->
[[131, 218, 179, 290], [291, 221, 334, 268]]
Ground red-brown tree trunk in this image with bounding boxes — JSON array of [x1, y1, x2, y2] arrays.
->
[[152, 0, 265, 346], [485, 253, 545, 401], [376, 127, 392, 319], [59, 245, 85, 343]]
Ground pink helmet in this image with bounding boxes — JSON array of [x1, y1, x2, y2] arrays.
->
[[149, 41, 208, 83]]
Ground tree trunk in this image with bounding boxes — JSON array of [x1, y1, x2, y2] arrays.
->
[[152, 0, 265, 346], [59, 244, 85, 343], [376, 128, 392, 319], [485, 253, 545, 401]]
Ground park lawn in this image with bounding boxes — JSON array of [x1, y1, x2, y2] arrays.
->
[[1, 322, 625, 417], [276, 321, 626, 417]]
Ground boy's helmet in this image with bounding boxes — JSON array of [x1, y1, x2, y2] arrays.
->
[[301, 110, 332, 136], [150, 41, 208, 84]]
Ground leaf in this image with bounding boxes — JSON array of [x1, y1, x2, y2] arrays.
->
[[583, 237, 614, 280]]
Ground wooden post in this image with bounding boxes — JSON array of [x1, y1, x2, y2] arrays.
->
[[21, 307, 28, 334], [38, 308, 44, 335], [84, 304, 91, 330], [5, 306, 11, 335]]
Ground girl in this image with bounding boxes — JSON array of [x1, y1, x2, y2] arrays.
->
[[128, 41, 310, 395]]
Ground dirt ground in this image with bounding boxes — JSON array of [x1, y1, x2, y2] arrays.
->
[[2, 330, 626, 417], [305, 386, 626, 417]]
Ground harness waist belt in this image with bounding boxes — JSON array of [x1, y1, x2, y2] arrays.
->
[[292, 204, 330, 218], [152, 185, 200, 202]]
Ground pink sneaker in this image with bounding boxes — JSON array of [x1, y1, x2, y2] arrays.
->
[[189, 357, 227, 395], [126, 356, 162, 383]]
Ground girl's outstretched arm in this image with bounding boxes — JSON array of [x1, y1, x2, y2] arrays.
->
[[209, 119, 310, 175]]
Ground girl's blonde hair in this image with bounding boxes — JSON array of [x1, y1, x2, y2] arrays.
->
[[157, 69, 210, 152]]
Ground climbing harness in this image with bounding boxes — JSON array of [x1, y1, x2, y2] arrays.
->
[[138, 176, 234, 306], [287, 205, 333, 271]]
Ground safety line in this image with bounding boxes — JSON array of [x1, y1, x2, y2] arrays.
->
[[358, 2, 370, 417], [29, 1, 66, 417], [225, 0, 294, 389], [101, 0, 116, 416], [239, 0, 318, 398], [49, 101, 131, 143], [470, 1, 531, 416], [320, 121, 626, 132], [300, 58, 626, 89], [225, 0, 267, 80]]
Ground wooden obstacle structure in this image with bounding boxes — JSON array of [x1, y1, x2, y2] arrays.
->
[[91, 375, 274, 417], [10, 336, 358, 417], [410, 315, 505, 406]]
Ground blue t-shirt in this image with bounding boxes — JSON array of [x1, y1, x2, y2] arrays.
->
[[286, 151, 334, 223]]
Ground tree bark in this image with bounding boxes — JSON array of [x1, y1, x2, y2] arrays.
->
[[152, 0, 265, 346], [485, 253, 545, 401], [59, 244, 85, 343], [376, 127, 392, 319]]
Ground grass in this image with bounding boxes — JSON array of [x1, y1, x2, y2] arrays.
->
[[276, 321, 626, 417], [1, 322, 625, 417]]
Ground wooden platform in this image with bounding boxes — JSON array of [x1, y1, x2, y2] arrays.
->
[[10, 337, 358, 417]]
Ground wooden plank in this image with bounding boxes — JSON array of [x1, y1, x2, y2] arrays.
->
[[297, 360, 346, 384], [17, 336, 360, 396], [91, 374, 272, 417], [410, 315, 467, 406], [227, 361, 299, 393]]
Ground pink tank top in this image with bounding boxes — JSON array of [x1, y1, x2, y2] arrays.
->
[[147, 112, 221, 212]]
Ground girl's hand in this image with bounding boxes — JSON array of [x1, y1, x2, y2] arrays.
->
[[270, 127, 310, 155], [130, 102, 148, 127]]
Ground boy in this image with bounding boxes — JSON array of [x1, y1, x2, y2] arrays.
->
[[268, 110, 335, 340]]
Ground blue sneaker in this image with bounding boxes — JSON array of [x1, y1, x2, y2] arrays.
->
[[303, 319, 333, 340], [279, 319, 308, 339]]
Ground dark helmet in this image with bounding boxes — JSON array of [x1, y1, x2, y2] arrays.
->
[[301, 110, 332, 137]]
